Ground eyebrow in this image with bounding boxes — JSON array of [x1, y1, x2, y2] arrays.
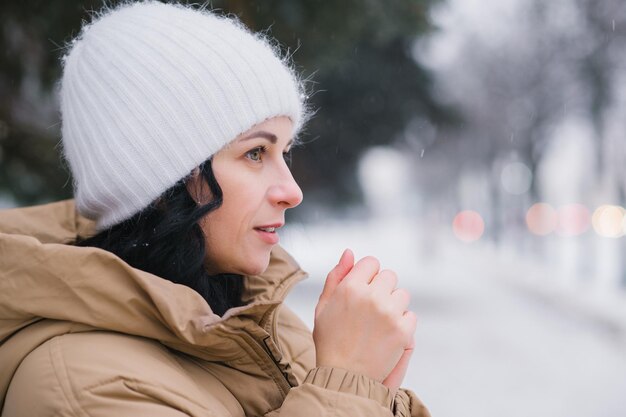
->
[[238, 130, 293, 147], [239, 131, 277, 144]]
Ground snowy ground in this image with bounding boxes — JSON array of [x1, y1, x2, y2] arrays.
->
[[281, 218, 626, 417]]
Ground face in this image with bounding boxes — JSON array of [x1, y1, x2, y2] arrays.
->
[[186, 116, 303, 276]]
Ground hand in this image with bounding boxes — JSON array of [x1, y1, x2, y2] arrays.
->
[[313, 249, 417, 383], [382, 337, 415, 395]]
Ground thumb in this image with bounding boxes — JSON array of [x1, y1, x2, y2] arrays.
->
[[317, 249, 354, 307]]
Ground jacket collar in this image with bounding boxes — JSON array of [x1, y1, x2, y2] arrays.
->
[[0, 199, 308, 350]]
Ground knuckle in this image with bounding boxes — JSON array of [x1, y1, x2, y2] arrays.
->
[[404, 311, 418, 328], [376, 300, 399, 321], [394, 288, 411, 302], [362, 256, 380, 271], [378, 269, 397, 284], [386, 307, 400, 323], [342, 279, 359, 294], [400, 330, 414, 347], [341, 280, 366, 302], [380, 269, 397, 279]]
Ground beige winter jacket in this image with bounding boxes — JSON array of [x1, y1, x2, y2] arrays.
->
[[0, 199, 430, 417]]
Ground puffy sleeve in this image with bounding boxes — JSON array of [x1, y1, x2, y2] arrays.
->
[[265, 366, 430, 417], [272, 305, 431, 417], [394, 388, 432, 417]]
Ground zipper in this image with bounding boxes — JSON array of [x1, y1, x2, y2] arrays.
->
[[239, 332, 292, 397], [237, 268, 308, 397], [262, 335, 297, 387]]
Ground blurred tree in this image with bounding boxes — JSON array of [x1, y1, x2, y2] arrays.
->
[[0, 1, 104, 205], [417, 0, 626, 240], [0, 0, 451, 210]]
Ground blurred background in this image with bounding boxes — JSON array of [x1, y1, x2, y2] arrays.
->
[[1, 0, 626, 416]]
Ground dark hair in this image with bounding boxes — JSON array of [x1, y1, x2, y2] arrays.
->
[[73, 159, 244, 316]]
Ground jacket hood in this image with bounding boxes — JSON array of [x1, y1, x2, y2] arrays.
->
[[0, 199, 308, 402]]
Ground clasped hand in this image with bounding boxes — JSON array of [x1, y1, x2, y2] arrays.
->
[[313, 249, 417, 395]]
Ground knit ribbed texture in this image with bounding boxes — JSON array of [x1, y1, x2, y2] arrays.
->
[[59, 1, 307, 230]]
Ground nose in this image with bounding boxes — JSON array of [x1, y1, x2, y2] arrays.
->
[[267, 163, 303, 209]]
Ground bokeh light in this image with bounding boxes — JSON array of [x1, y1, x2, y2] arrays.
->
[[452, 210, 485, 242], [526, 203, 558, 236], [592, 205, 625, 238], [501, 162, 532, 195], [557, 204, 590, 236]]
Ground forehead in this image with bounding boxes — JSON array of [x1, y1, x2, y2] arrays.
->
[[230, 131, 295, 148], [237, 116, 294, 141]]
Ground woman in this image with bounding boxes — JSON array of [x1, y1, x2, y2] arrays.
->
[[0, 2, 429, 416]]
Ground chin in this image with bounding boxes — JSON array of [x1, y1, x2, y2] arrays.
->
[[236, 252, 271, 276], [238, 263, 269, 276]]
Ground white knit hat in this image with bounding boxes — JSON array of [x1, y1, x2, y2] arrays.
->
[[59, 1, 307, 231]]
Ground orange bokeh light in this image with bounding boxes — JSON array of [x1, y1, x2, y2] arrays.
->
[[526, 203, 557, 236], [557, 204, 590, 236], [452, 210, 485, 242]]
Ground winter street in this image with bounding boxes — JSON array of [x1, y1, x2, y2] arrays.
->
[[283, 221, 626, 417], [2, 0, 625, 415]]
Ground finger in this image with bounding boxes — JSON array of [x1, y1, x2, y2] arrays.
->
[[343, 256, 380, 285], [406, 335, 416, 350], [338, 248, 355, 273], [389, 288, 411, 314], [369, 269, 397, 294], [382, 343, 415, 392], [318, 249, 354, 305], [399, 310, 418, 343]]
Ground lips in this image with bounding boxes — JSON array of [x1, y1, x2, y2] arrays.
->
[[253, 223, 283, 232], [254, 223, 283, 244]]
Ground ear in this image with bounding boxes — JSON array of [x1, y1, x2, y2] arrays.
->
[[185, 167, 203, 204]]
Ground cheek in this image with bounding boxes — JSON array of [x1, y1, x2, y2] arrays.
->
[[199, 195, 249, 261], [199, 213, 270, 275], [199, 211, 229, 258], [220, 176, 264, 223]]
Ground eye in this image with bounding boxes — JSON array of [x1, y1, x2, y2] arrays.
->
[[283, 149, 292, 164], [245, 146, 266, 162]]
